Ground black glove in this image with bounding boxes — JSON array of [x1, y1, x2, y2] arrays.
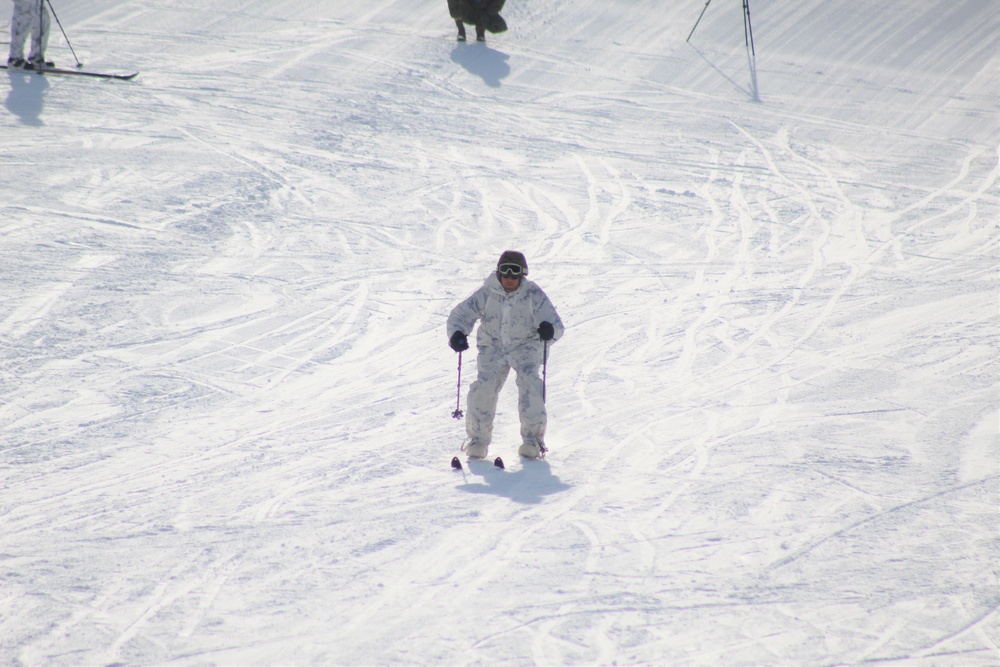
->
[[449, 330, 469, 352], [538, 321, 554, 341]]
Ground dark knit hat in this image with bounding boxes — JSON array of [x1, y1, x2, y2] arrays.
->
[[497, 250, 528, 275]]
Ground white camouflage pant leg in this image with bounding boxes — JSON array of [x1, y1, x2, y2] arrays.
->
[[9, 0, 49, 61], [509, 345, 546, 445], [465, 347, 509, 446], [466, 344, 546, 447]]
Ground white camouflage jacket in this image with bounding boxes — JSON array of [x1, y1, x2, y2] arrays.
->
[[447, 274, 564, 353]]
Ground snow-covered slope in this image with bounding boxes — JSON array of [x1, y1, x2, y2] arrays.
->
[[1, 0, 997, 664]]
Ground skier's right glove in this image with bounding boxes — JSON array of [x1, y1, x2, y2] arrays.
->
[[538, 321, 555, 341], [449, 331, 469, 352]]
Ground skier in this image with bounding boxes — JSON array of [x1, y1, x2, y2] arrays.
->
[[447, 250, 564, 460], [7, 0, 53, 70], [447, 0, 507, 43]]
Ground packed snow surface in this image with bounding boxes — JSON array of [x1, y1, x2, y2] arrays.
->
[[1, 0, 998, 664]]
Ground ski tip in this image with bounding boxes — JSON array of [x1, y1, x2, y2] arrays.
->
[[493, 456, 505, 470], [451, 456, 463, 470]]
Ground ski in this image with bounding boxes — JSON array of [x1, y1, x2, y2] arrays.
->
[[450, 456, 506, 470], [2, 64, 138, 80]]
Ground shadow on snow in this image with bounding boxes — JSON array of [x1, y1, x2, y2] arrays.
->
[[456, 458, 570, 504], [450, 43, 510, 88], [4, 70, 48, 126]]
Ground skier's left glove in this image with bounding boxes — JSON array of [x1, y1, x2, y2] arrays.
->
[[449, 330, 470, 352], [538, 321, 555, 341]]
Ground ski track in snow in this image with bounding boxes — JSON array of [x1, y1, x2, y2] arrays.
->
[[1, 0, 998, 665]]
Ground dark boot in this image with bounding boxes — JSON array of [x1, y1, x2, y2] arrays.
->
[[456, 19, 467, 41], [475, 23, 486, 41]]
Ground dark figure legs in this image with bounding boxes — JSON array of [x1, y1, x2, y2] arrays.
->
[[456, 19, 486, 42]]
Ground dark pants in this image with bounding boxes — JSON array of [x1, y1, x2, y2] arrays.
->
[[448, 0, 506, 29]]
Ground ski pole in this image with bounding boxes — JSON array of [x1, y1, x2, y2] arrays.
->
[[45, 0, 82, 68], [742, 0, 756, 58], [542, 339, 548, 403], [451, 351, 464, 419], [743, 0, 759, 100], [686, 0, 713, 42]]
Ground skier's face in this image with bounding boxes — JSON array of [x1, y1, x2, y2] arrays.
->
[[500, 275, 521, 293]]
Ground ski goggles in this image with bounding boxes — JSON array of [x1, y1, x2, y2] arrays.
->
[[497, 263, 525, 278]]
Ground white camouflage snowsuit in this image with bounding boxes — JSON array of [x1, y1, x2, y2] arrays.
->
[[8, 0, 50, 63], [447, 274, 564, 448]]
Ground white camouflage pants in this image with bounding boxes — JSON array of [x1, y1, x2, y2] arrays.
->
[[466, 344, 546, 447], [9, 0, 50, 61]]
